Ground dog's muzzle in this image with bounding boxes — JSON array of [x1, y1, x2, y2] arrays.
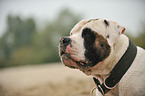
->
[[59, 37, 78, 69], [59, 37, 90, 69]]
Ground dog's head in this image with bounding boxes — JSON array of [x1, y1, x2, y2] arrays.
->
[[59, 19, 125, 71]]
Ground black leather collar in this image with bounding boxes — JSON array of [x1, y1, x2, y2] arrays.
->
[[93, 39, 137, 95]]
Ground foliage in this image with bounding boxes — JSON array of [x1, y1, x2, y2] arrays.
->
[[127, 23, 145, 49], [0, 15, 36, 67], [0, 8, 81, 68], [0, 8, 144, 68]]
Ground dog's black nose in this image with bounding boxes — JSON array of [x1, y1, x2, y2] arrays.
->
[[60, 37, 71, 46]]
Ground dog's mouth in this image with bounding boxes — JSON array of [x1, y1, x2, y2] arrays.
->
[[59, 48, 93, 70], [60, 53, 78, 69], [60, 50, 65, 56]]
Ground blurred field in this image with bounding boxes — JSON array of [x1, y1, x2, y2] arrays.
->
[[0, 63, 95, 96]]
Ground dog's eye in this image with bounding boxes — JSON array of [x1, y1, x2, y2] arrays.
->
[[82, 28, 91, 38], [84, 32, 89, 37], [82, 32, 90, 38]]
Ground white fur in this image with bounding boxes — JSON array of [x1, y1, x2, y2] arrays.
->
[[92, 35, 145, 96], [68, 19, 145, 96]]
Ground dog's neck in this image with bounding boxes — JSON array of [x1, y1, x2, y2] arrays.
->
[[85, 34, 129, 82]]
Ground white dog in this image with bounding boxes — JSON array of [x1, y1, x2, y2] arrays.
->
[[59, 19, 145, 96]]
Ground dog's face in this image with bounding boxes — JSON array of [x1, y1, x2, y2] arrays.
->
[[59, 19, 125, 71]]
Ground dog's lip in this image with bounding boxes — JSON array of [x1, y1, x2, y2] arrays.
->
[[75, 61, 92, 69], [60, 50, 65, 56], [59, 48, 92, 70], [59, 45, 66, 56]]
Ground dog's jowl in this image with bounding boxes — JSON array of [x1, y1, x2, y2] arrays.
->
[[59, 19, 145, 96]]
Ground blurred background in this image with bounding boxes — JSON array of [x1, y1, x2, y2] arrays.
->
[[0, 0, 145, 96], [0, 0, 145, 68]]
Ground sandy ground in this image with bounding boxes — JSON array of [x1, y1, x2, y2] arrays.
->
[[0, 63, 95, 96]]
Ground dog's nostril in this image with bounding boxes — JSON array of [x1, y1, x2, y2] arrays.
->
[[60, 37, 71, 45], [63, 38, 71, 44]]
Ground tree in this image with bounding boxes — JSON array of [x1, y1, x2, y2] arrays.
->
[[32, 8, 82, 63], [0, 8, 82, 68], [0, 14, 36, 67], [127, 23, 145, 49]]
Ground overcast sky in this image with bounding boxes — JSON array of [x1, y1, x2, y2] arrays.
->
[[0, 0, 145, 37]]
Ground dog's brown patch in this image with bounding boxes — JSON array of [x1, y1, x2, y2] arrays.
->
[[82, 28, 111, 68], [95, 33, 111, 59]]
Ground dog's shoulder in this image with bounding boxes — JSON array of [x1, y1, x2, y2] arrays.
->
[[135, 46, 145, 65], [118, 46, 145, 95]]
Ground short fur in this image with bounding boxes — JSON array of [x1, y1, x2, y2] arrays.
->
[[59, 19, 145, 96]]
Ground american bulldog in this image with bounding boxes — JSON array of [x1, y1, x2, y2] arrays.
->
[[59, 19, 145, 96]]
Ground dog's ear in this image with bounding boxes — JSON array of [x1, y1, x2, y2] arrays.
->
[[105, 20, 126, 46]]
